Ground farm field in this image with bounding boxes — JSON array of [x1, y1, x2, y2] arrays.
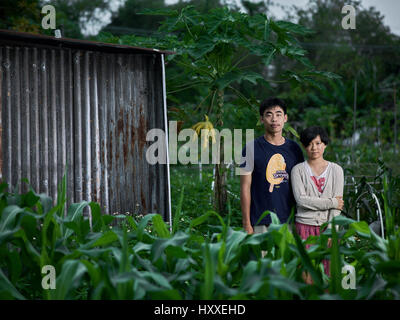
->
[[1, 0, 400, 301], [0, 147, 399, 299]]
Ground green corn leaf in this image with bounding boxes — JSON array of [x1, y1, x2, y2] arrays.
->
[[0, 268, 26, 300], [119, 228, 130, 273], [0, 205, 24, 232], [152, 214, 171, 238], [242, 232, 267, 246], [40, 203, 64, 266], [329, 220, 342, 295], [330, 215, 355, 226], [224, 229, 247, 264], [190, 211, 211, 228], [149, 289, 182, 300], [151, 231, 189, 262], [217, 240, 228, 277], [201, 243, 215, 299], [172, 186, 184, 234], [126, 216, 138, 231], [269, 274, 303, 298], [292, 226, 323, 288], [66, 202, 89, 222], [35, 193, 53, 215], [165, 245, 188, 259], [89, 230, 119, 248], [101, 214, 115, 226], [0, 182, 8, 194], [350, 221, 371, 238], [365, 275, 387, 300], [89, 202, 104, 232], [8, 250, 22, 284], [133, 242, 152, 254], [0, 227, 19, 244], [145, 272, 173, 290], [76, 247, 111, 259], [239, 261, 263, 294], [270, 212, 281, 225], [375, 261, 400, 273], [20, 214, 38, 239], [63, 201, 90, 239], [278, 224, 292, 261], [13, 228, 41, 266], [255, 210, 273, 226], [80, 259, 101, 287], [136, 213, 160, 241], [56, 170, 67, 218], [21, 190, 40, 208], [50, 260, 87, 300]]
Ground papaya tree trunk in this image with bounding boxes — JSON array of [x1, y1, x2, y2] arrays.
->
[[213, 90, 228, 214]]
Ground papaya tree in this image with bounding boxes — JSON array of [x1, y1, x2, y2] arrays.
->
[[98, 5, 339, 214]]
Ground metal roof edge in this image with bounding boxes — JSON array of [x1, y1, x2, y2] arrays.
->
[[0, 29, 175, 55]]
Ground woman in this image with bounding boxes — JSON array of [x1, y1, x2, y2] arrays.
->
[[291, 126, 344, 280]]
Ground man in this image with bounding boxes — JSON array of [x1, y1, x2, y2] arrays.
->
[[240, 97, 304, 234]]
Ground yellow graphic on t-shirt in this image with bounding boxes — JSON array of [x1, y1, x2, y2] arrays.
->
[[266, 153, 287, 193]]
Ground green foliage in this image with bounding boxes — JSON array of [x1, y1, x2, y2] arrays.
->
[[1, 163, 399, 300], [98, 5, 339, 129], [0, 0, 42, 33], [279, 0, 400, 150], [97, 4, 341, 214]]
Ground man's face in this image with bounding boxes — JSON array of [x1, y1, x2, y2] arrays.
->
[[260, 106, 287, 134]]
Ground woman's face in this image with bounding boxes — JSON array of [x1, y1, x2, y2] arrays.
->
[[305, 135, 326, 160]]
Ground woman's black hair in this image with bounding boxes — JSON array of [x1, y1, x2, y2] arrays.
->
[[300, 126, 330, 147]]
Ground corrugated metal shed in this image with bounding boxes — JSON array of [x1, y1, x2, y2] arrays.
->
[[0, 30, 172, 223]]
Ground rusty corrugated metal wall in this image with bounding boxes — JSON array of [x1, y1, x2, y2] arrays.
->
[[0, 35, 170, 220]]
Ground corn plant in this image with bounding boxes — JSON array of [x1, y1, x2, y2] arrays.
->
[[1, 174, 400, 299]]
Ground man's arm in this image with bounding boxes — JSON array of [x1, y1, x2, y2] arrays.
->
[[240, 172, 253, 234]]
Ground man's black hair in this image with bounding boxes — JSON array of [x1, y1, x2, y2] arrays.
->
[[259, 97, 287, 116], [300, 126, 330, 147]]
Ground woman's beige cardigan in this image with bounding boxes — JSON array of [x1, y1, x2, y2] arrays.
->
[[291, 161, 344, 226]]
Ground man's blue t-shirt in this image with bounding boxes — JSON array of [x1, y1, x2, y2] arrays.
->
[[240, 136, 304, 226]]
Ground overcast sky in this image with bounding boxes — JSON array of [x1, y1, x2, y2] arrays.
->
[[86, 0, 400, 36], [166, 0, 400, 36], [270, 0, 400, 35]]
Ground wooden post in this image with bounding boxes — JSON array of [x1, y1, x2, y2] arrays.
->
[[199, 161, 202, 182], [353, 79, 357, 162], [394, 87, 398, 155]]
